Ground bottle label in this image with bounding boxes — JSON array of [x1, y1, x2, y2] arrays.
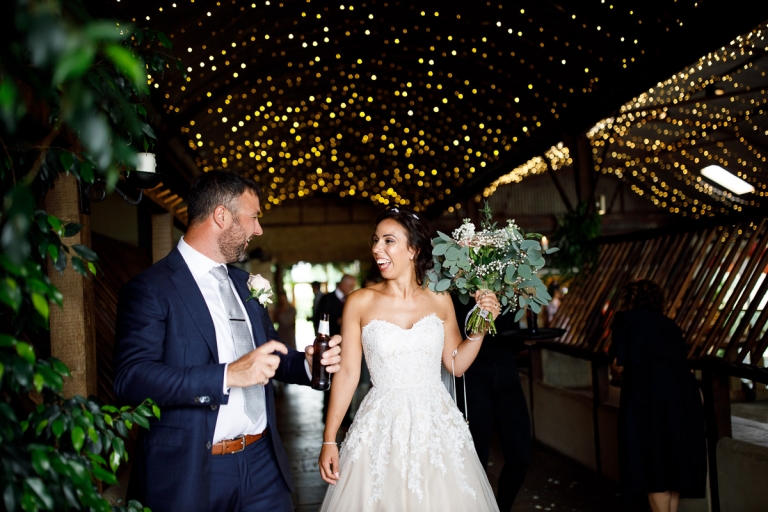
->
[[319, 320, 330, 336]]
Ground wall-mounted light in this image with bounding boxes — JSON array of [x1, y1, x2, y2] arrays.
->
[[700, 165, 754, 195], [86, 152, 164, 206]]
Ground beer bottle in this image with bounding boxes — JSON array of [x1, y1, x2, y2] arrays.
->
[[311, 313, 331, 390]]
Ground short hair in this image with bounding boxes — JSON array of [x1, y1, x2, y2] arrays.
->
[[618, 279, 665, 312], [187, 170, 262, 226], [374, 206, 434, 285]]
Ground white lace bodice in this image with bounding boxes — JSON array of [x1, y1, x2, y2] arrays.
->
[[361, 314, 446, 390], [339, 314, 479, 505]]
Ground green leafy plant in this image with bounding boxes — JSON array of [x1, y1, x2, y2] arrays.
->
[[1, 0, 183, 510], [428, 202, 559, 333], [551, 201, 602, 279]]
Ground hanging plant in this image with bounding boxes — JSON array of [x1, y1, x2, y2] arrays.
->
[[551, 201, 602, 279]]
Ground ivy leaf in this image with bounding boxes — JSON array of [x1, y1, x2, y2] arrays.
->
[[51, 358, 72, 377], [16, 342, 36, 364], [60, 155, 77, 178], [31, 292, 50, 321], [51, 418, 64, 439], [53, 45, 96, 83], [63, 223, 83, 237], [91, 464, 117, 485], [25, 477, 54, 509], [110, 450, 121, 473], [132, 413, 149, 429], [71, 426, 85, 452], [31, 450, 51, 475], [0, 277, 22, 312], [105, 44, 147, 94], [71, 256, 87, 276], [72, 244, 98, 262], [156, 31, 172, 49]]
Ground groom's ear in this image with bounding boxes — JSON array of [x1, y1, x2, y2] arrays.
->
[[213, 205, 228, 228]]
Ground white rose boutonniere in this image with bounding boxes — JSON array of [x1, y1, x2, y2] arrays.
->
[[247, 274, 273, 306]]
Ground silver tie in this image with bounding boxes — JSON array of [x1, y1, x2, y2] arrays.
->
[[209, 265, 265, 423]]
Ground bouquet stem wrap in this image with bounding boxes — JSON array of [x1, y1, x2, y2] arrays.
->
[[465, 301, 497, 339]]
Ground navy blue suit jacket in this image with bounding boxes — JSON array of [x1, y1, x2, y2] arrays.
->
[[114, 247, 310, 512]]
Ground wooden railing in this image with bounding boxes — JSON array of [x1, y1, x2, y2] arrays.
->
[[549, 219, 768, 383]]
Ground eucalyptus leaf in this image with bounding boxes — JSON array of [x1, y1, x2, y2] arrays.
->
[[514, 309, 525, 322], [437, 231, 452, 242], [518, 264, 533, 279], [435, 279, 451, 292], [432, 244, 448, 256]]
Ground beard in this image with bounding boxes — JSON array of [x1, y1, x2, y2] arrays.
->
[[218, 219, 249, 263]]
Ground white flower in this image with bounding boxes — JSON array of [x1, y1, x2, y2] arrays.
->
[[247, 274, 273, 306]]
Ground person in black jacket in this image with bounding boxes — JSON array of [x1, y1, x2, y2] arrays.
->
[[610, 279, 706, 512], [313, 274, 356, 336], [453, 294, 532, 511]]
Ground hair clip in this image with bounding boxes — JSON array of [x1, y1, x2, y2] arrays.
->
[[412, 213, 419, 220], [391, 207, 400, 213]]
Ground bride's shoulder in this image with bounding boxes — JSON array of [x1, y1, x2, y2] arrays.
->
[[345, 286, 377, 307]]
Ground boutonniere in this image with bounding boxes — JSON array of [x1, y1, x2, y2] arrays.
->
[[246, 274, 273, 306]]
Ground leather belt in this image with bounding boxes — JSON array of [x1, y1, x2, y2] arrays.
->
[[211, 431, 266, 455]]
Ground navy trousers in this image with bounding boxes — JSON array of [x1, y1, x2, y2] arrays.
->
[[208, 431, 294, 512]]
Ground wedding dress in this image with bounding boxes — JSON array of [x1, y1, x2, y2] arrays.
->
[[319, 314, 500, 511]]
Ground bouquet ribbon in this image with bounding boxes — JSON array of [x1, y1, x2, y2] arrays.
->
[[464, 304, 489, 341]]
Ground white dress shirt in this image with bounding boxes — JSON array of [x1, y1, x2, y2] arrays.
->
[[177, 238, 265, 443]]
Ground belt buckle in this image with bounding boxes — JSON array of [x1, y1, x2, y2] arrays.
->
[[231, 434, 247, 454]]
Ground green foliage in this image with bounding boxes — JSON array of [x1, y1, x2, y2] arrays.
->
[[551, 201, 602, 279], [428, 203, 559, 333], [0, 1, 182, 510]]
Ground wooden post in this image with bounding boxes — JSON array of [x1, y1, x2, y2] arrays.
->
[[151, 212, 174, 263], [45, 173, 97, 398]]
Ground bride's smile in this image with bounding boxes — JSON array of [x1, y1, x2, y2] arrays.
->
[[371, 218, 416, 277]]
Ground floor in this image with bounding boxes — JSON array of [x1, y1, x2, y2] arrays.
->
[[275, 382, 648, 512]]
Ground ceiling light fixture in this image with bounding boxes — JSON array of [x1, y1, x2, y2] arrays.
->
[[701, 165, 754, 195]]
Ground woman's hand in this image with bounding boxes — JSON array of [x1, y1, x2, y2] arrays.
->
[[473, 290, 501, 321], [319, 443, 340, 485]]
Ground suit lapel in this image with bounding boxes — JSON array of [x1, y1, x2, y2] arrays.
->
[[230, 268, 268, 348], [166, 248, 220, 363]]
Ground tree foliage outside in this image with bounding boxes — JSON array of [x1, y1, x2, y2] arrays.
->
[[0, 1, 183, 510]]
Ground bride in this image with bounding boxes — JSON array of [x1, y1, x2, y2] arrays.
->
[[318, 206, 501, 511]]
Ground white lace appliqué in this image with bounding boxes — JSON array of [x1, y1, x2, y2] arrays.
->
[[338, 314, 479, 505]]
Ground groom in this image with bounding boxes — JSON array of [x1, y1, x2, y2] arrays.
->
[[114, 170, 342, 512]]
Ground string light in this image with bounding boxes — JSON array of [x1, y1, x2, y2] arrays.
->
[[117, 0, 745, 214]]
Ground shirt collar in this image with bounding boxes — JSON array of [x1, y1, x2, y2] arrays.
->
[[178, 237, 226, 279], [335, 288, 345, 301]]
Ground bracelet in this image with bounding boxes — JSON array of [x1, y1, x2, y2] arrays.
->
[[322, 442, 337, 445]]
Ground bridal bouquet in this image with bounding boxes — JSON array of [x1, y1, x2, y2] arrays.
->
[[427, 203, 558, 335]]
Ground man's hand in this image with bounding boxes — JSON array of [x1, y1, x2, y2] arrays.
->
[[305, 334, 342, 374], [227, 340, 288, 388]]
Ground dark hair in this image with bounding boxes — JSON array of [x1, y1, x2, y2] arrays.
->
[[187, 170, 262, 226], [374, 206, 434, 285], [618, 279, 665, 312]]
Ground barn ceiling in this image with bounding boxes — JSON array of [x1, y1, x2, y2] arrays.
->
[[93, 0, 768, 219]]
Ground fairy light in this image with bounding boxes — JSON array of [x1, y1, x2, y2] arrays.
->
[[116, 0, 745, 214]]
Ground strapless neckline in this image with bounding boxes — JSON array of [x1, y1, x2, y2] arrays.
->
[[362, 313, 441, 332]]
